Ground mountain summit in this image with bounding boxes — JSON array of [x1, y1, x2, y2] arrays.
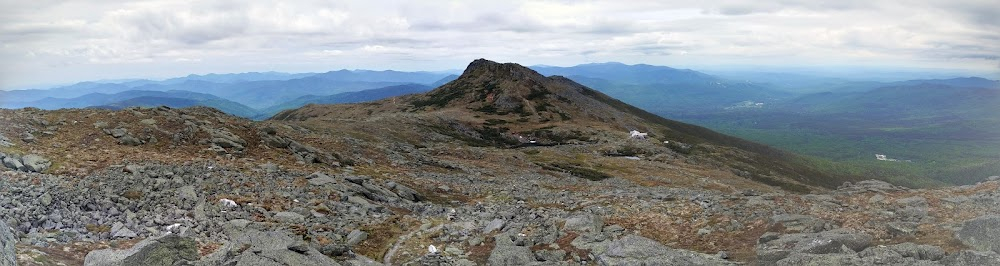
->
[[274, 59, 845, 191], [406, 59, 649, 129]]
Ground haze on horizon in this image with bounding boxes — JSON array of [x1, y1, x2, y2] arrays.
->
[[2, 0, 999, 90]]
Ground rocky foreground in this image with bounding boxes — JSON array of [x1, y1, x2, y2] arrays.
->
[[3, 161, 1000, 265]]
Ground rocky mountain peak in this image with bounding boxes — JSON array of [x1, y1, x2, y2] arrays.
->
[[461, 58, 547, 81], [411, 59, 631, 125]]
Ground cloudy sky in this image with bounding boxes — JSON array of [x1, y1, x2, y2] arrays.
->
[[2, 0, 998, 89]]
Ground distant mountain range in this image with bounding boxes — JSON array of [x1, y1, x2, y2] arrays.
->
[[532, 62, 792, 116], [258, 84, 433, 119], [0, 69, 456, 119]]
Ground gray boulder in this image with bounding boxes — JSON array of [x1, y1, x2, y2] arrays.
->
[[488, 245, 534, 266], [306, 172, 337, 186], [346, 229, 368, 247], [564, 213, 604, 233], [108, 128, 128, 138], [20, 154, 50, 172], [118, 135, 143, 146], [84, 234, 199, 266], [596, 234, 733, 265], [484, 219, 506, 234], [1, 220, 15, 266], [274, 212, 305, 224], [957, 215, 1000, 253], [387, 181, 420, 202], [2, 157, 24, 172], [39, 192, 53, 206]]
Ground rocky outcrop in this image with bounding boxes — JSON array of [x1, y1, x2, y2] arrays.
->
[[84, 234, 198, 266], [757, 229, 873, 264], [596, 235, 733, 265], [956, 215, 1000, 253], [260, 127, 344, 166], [1, 220, 14, 266], [214, 229, 341, 266]]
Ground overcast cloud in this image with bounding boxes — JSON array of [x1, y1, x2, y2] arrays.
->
[[1, 0, 998, 89]]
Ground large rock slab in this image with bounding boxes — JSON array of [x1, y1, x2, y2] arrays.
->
[[84, 234, 198, 266], [1, 220, 15, 266], [956, 215, 1000, 253], [596, 235, 733, 265], [564, 213, 604, 233], [757, 229, 873, 264], [488, 245, 534, 266], [220, 229, 341, 266]]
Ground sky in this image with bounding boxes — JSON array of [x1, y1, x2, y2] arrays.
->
[[2, 0, 999, 89]]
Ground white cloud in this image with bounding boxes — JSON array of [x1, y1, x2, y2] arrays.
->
[[1, 0, 998, 89]]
